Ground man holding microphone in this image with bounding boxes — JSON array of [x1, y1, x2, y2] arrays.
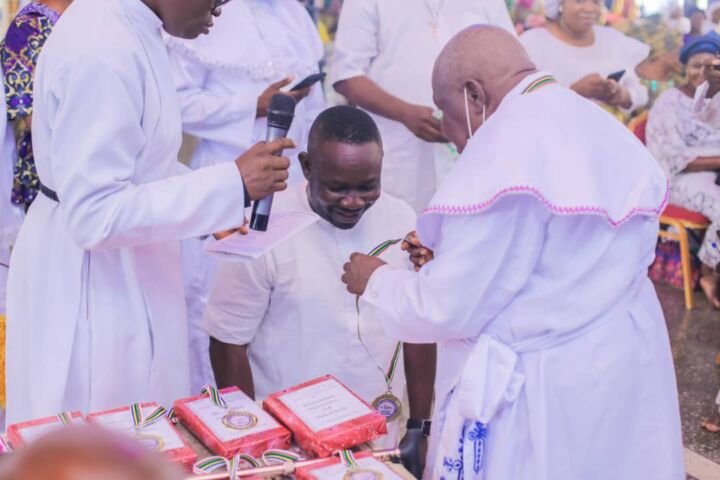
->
[[6, 0, 292, 424]]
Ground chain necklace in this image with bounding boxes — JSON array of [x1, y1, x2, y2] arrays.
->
[[423, 0, 446, 36]]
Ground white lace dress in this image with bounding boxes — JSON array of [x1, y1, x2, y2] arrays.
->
[[647, 87, 720, 267]]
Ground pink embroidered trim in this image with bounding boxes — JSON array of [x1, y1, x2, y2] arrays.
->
[[422, 181, 670, 228]]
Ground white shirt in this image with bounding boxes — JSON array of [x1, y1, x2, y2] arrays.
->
[[204, 183, 416, 443], [332, 0, 515, 213], [520, 26, 650, 111], [6, 0, 247, 424], [361, 75, 682, 478], [165, 0, 325, 183]]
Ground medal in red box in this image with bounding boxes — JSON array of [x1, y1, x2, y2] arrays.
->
[[174, 385, 291, 458], [6, 411, 84, 447], [263, 375, 387, 458], [86, 402, 196, 469], [296, 449, 406, 480]]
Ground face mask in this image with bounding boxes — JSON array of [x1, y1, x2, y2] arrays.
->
[[464, 86, 486, 140]]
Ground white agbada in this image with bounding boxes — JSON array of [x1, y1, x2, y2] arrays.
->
[[520, 26, 650, 112], [6, 0, 248, 424], [332, 0, 515, 213], [165, 0, 326, 393], [361, 73, 684, 479], [204, 182, 416, 448]]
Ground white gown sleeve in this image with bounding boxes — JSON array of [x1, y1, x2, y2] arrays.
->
[[168, 49, 258, 148], [204, 256, 273, 345], [50, 56, 247, 251], [621, 67, 649, 112], [362, 196, 551, 343], [647, 90, 700, 177], [331, 0, 379, 83]]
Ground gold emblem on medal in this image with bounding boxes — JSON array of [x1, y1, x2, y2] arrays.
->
[[343, 467, 384, 480], [371, 392, 402, 422], [222, 410, 258, 430], [133, 433, 165, 451]]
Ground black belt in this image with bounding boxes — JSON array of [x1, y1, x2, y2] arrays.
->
[[39, 181, 59, 202]]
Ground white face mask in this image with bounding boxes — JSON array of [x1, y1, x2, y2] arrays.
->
[[464, 86, 486, 140]]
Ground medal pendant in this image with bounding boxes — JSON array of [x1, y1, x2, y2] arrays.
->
[[343, 467, 384, 480], [372, 392, 402, 422], [133, 433, 165, 451], [222, 410, 259, 431]]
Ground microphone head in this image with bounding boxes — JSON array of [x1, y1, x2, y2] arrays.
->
[[267, 94, 297, 130]]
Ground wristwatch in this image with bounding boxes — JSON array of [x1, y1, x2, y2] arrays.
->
[[406, 418, 432, 437]]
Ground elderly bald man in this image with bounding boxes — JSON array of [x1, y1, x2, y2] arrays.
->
[[342, 26, 684, 479]]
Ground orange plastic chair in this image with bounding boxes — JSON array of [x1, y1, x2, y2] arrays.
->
[[629, 111, 710, 309]]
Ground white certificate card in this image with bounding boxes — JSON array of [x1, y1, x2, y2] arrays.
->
[[187, 390, 279, 442], [91, 407, 184, 452], [278, 378, 374, 432]]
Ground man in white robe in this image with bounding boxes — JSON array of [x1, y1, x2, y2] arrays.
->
[[205, 106, 435, 476], [332, 0, 515, 213], [342, 26, 685, 479], [6, 0, 294, 425], [164, 0, 326, 392]]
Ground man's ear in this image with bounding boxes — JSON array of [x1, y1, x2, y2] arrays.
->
[[464, 79, 486, 114], [299, 151, 312, 181]]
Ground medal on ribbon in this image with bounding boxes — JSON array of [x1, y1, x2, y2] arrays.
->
[[358, 239, 405, 422], [201, 385, 260, 433], [340, 450, 384, 480], [129, 403, 169, 452]]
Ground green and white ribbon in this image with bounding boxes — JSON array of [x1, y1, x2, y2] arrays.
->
[[202, 384, 228, 410], [130, 403, 168, 430], [237, 454, 262, 468], [356, 240, 405, 393], [339, 449, 358, 468], [56, 412, 74, 425], [193, 455, 241, 480], [262, 449, 301, 465]]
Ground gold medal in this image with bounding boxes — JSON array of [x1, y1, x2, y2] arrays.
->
[[133, 433, 165, 451], [372, 392, 402, 422], [343, 467, 384, 480], [222, 410, 258, 431]]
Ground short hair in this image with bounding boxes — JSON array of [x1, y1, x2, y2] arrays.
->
[[308, 105, 382, 150]]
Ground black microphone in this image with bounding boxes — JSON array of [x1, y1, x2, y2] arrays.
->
[[249, 93, 297, 231]]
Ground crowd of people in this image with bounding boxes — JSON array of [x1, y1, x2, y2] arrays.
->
[[0, 0, 719, 478]]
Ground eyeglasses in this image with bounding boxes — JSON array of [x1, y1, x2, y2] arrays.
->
[[212, 0, 232, 11]]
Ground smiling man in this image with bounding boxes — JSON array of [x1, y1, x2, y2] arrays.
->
[[6, 0, 293, 424], [204, 106, 435, 475]]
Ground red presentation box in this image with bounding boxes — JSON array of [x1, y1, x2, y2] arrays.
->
[[174, 386, 291, 458], [7, 412, 84, 448], [263, 375, 387, 458], [86, 403, 196, 470], [296, 452, 405, 480]]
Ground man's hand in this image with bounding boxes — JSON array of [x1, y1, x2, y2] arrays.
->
[[213, 217, 249, 240], [400, 104, 447, 143], [399, 428, 428, 479], [257, 77, 312, 117], [602, 80, 632, 109], [235, 138, 294, 201], [402, 231, 434, 272], [570, 73, 611, 100], [341, 253, 387, 295]]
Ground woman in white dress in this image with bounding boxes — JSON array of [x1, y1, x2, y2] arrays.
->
[[646, 32, 720, 308], [520, 0, 649, 113]]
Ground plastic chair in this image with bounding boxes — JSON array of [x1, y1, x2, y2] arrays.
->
[[630, 111, 710, 309]]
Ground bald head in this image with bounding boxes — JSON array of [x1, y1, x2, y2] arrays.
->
[[433, 25, 535, 97], [431, 26, 536, 152]]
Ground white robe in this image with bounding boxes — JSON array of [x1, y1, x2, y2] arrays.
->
[[361, 73, 684, 479], [6, 0, 247, 424], [520, 26, 650, 112], [165, 0, 326, 394], [331, 0, 515, 213], [205, 182, 416, 448]]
